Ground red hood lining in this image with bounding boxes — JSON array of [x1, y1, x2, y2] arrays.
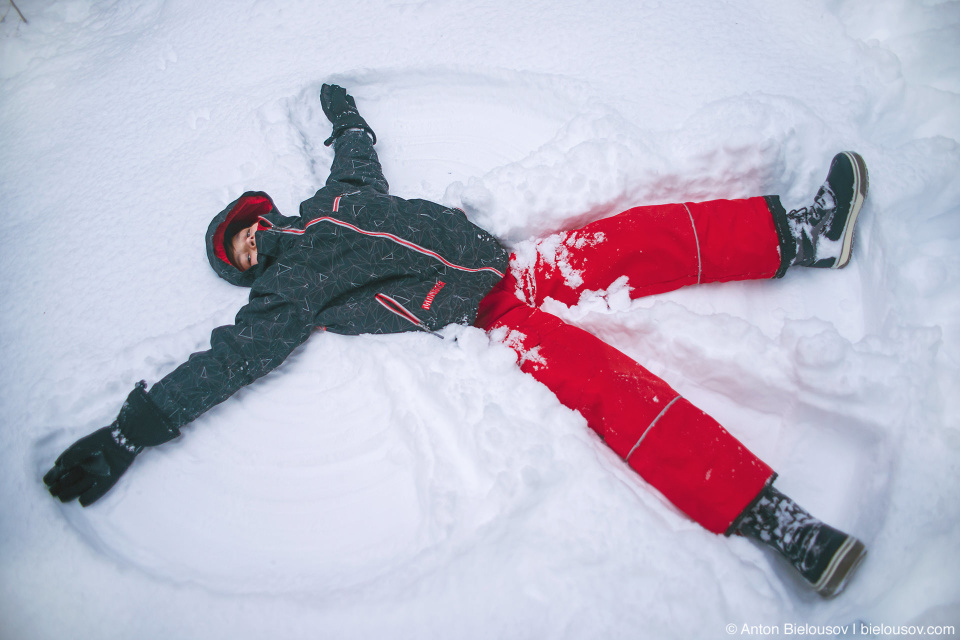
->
[[213, 195, 272, 267]]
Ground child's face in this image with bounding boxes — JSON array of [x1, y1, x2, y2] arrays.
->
[[231, 221, 259, 271]]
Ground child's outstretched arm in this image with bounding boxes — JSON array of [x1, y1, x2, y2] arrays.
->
[[43, 291, 313, 506], [321, 84, 389, 194], [145, 292, 313, 429]]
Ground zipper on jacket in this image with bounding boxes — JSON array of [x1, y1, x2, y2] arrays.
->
[[375, 293, 443, 338], [332, 190, 361, 212]]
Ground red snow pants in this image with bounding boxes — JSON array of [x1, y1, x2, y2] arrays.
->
[[475, 197, 783, 534]]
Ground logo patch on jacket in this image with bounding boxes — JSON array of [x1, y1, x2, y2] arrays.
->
[[422, 281, 446, 310]]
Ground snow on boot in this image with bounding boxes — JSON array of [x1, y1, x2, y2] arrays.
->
[[735, 483, 867, 598], [786, 151, 868, 270]]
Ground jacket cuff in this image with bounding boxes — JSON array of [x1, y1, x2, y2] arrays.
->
[[724, 473, 778, 536], [117, 381, 181, 447], [324, 120, 377, 147], [765, 195, 795, 278]]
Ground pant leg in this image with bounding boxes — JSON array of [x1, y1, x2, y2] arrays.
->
[[512, 197, 783, 307], [476, 278, 775, 535]]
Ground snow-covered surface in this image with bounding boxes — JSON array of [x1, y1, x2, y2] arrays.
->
[[2, 0, 959, 637]]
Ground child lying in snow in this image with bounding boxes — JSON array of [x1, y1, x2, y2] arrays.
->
[[44, 84, 869, 598]]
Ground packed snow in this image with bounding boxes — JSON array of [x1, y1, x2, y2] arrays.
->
[[2, 0, 959, 638]]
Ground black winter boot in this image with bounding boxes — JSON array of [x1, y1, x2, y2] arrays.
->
[[735, 483, 867, 598], [770, 151, 869, 273]]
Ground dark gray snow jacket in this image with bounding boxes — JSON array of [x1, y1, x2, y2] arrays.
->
[[148, 130, 508, 429]]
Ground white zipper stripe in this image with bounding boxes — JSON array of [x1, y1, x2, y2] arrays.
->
[[625, 395, 681, 462], [682, 203, 702, 285]]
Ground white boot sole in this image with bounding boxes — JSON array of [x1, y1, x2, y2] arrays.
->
[[813, 535, 867, 597], [834, 151, 869, 269]]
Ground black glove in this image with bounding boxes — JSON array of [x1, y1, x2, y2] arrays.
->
[[320, 83, 376, 146], [43, 381, 180, 506]]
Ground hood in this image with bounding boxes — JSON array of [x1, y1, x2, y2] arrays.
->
[[205, 191, 276, 287]]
